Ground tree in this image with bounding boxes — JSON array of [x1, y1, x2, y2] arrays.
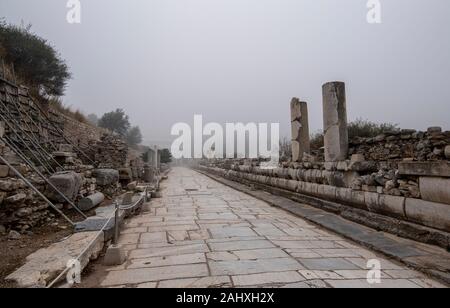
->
[[87, 114, 99, 126], [160, 149, 173, 164], [0, 21, 71, 97], [98, 109, 130, 136], [125, 126, 143, 147]]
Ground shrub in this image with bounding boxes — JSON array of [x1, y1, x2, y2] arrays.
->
[[0, 22, 71, 97]]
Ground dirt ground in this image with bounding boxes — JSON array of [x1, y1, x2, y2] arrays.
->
[[0, 212, 84, 288]]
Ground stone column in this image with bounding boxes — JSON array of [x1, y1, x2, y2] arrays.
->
[[290, 98, 310, 162], [322, 82, 348, 162], [154, 146, 159, 170]]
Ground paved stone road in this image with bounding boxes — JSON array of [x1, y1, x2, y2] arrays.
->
[[100, 168, 444, 288]]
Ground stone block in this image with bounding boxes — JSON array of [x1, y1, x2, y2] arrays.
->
[[318, 185, 337, 201], [284, 180, 297, 192], [445, 146, 450, 159], [5, 193, 27, 204], [351, 154, 365, 163], [6, 231, 104, 287], [378, 194, 406, 218], [398, 162, 450, 178], [46, 171, 83, 203], [58, 144, 73, 152], [93, 169, 119, 186], [288, 168, 298, 180], [336, 187, 353, 204], [0, 121, 4, 138], [348, 161, 378, 172], [304, 182, 319, 197], [127, 181, 137, 191], [351, 190, 366, 208], [364, 192, 380, 212], [0, 165, 9, 178], [78, 192, 105, 212], [427, 127, 442, 134], [405, 198, 450, 232], [326, 171, 359, 188], [103, 245, 127, 266], [419, 177, 450, 205], [122, 192, 134, 205], [118, 168, 133, 180]]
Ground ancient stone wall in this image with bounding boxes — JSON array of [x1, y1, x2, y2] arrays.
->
[[197, 81, 450, 249], [0, 68, 133, 233]]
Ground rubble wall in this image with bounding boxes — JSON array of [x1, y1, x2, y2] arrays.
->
[[0, 74, 134, 233]]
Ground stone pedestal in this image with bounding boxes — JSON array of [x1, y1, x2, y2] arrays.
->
[[290, 98, 310, 162], [143, 164, 154, 183], [103, 245, 126, 266], [322, 82, 349, 162]]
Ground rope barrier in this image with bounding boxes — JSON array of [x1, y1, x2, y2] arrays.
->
[[46, 187, 149, 288]]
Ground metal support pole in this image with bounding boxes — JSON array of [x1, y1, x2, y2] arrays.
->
[[1, 136, 87, 219], [0, 154, 75, 226], [113, 200, 120, 246]]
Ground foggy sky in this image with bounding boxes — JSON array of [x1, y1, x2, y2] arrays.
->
[[1, 0, 449, 147]]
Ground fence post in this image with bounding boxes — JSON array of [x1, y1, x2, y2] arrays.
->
[[113, 200, 119, 246]]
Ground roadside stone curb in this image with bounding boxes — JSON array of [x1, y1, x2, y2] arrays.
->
[[196, 169, 450, 286]]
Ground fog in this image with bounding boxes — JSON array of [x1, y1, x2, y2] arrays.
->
[[1, 0, 449, 147]]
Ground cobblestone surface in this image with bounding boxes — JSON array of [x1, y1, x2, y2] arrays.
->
[[100, 168, 445, 288]]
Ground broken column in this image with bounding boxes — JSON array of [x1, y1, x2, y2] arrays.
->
[[78, 192, 105, 212], [290, 98, 310, 162], [322, 82, 349, 162], [143, 164, 154, 183]]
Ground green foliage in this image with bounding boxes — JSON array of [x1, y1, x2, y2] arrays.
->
[[0, 21, 71, 97], [49, 98, 89, 124], [348, 118, 398, 139], [98, 109, 130, 136], [142, 151, 150, 163], [310, 131, 325, 151], [87, 114, 99, 126], [310, 119, 398, 150], [160, 148, 173, 164], [125, 126, 143, 147]]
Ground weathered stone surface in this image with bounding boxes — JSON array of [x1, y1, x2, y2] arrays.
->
[[0, 165, 9, 178], [427, 127, 442, 134], [233, 271, 304, 286], [419, 177, 450, 205], [445, 146, 450, 159], [348, 161, 378, 172], [8, 230, 21, 240], [6, 231, 104, 287], [291, 98, 310, 162], [118, 168, 132, 180], [5, 193, 27, 204], [326, 171, 359, 188], [103, 245, 127, 266], [322, 82, 348, 162], [58, 144, 73, 152], [101, 264, 209, 286], [46, 171, 82, 202], [78, 192, 105, 211], [398, 162, 450, 178], [93, 169, 119, 186], [127, 181, 137, 191], [405, 198, 450, 232], [378, 194, 406, 218], [122, 192, 134, 205]]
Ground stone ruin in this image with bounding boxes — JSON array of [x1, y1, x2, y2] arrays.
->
[[198, 81, 450, 250], [0, 73, 150, 234]]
